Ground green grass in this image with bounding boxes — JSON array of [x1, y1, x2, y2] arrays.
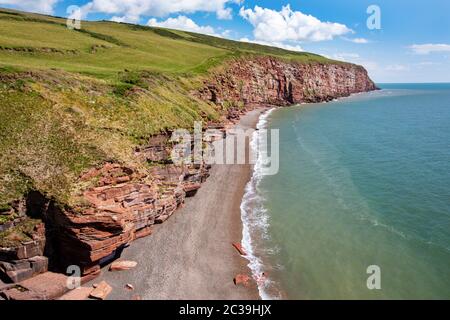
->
[[0, 217, 42, 247], [0, 10, 229, 79], [0, 69, 220, 207], [0, 8, 346, 210], [0, 8, 338, 80], [0, 84, 103, 205]]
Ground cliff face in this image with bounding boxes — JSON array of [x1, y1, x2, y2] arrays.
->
[[0, 56, 377, 289], [198, 56, 377, 107]]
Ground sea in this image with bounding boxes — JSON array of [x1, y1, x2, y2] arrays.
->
[[240, 83, 450, 299]]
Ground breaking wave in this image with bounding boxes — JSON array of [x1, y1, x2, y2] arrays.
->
[[240, 108, 283, 300]]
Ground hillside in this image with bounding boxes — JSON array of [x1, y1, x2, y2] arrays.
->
[[0, 8, 342, 206], [0, 8, 376, 287], [0, 8, 335, 79]]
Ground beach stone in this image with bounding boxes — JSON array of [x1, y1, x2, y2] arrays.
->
[[125, 283, 134, 290], [89, 281, 112, 300], [232, 243, 246, 256], [110, 260, 137, 271], [233, 274, 251, 287], [20, 272, 68, 300]]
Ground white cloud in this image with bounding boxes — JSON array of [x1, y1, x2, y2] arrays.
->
[[82, 0, 240, 23], [239, 5, 352, 42], [110, 14, 140, 23], [329, 53, 360, 61], [220, 29, 232, 37], [217, 7, 232, 20], [385, 64, 409, 71], [416, 61, 439, 67], [409, 44, 450, 55], [147, 15, 216, 35], [273, 42, 304, 52], [0, 0, 60, 14], [343, 37, 369, 44], [239, 37, 304, 52]]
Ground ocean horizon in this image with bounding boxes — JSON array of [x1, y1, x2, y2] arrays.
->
[[242, 83, 450, 299]]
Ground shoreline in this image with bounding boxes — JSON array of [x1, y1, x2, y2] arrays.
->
[[82, 93, 374, 300], [239, 107, 282, 300], [84, 107, 269, 300]]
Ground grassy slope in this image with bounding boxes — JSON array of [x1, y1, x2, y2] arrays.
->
[[0, 8, 336, 79], [0, 8, 339, 209]]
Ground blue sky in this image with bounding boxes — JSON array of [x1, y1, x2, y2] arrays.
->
[[1, 0, 449, 82]]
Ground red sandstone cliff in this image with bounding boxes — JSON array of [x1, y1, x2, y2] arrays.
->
[[198, 56, 377, 107], [0, 56, 377, 290]]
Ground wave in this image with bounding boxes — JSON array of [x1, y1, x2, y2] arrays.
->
[[240, 108, 283, 300]]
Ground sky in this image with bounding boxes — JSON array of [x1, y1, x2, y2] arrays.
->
[[1, 0, 449, 83]]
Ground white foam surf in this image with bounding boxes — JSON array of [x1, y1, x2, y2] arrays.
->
[[240, 108, 283, 300]]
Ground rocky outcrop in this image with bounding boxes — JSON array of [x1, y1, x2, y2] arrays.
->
[[0, 160, 210, 284], [197, 56, 377, 111], [0, 55, 377, 290], [0, 247, 48, 283], [0, 272, 69, 300], [42, 162, 208, 276], [134, 134, 172, 164], [0, 205, 48, 283]]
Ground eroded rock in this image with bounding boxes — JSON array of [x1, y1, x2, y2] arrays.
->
[[89, 280, 112, 300], [109, 260, 137, 271], [0, 56, 377, 294], [232, 243, 246, 256], [233, 274, 251, 287], [197, 57, 377, 107], [1, 272, 68, 300]]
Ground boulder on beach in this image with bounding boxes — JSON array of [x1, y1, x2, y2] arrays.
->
[[233, 274, 251, 287], [232, 243, 246, 256], [89, 281, 112, 300], [109, 260, 138, 271]]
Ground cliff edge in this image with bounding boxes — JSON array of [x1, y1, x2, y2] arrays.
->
[[0, 8, 377, 295], [198, 56, 377, 108]]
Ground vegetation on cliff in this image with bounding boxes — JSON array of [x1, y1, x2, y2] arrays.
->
[[0, 8, 346, 211]]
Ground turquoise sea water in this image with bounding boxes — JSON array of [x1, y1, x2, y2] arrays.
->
[[241, 83, 450, 299]]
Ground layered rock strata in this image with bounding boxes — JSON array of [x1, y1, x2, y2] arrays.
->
[[0, 57, 377, 291], [197, 57, 377, 119]]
